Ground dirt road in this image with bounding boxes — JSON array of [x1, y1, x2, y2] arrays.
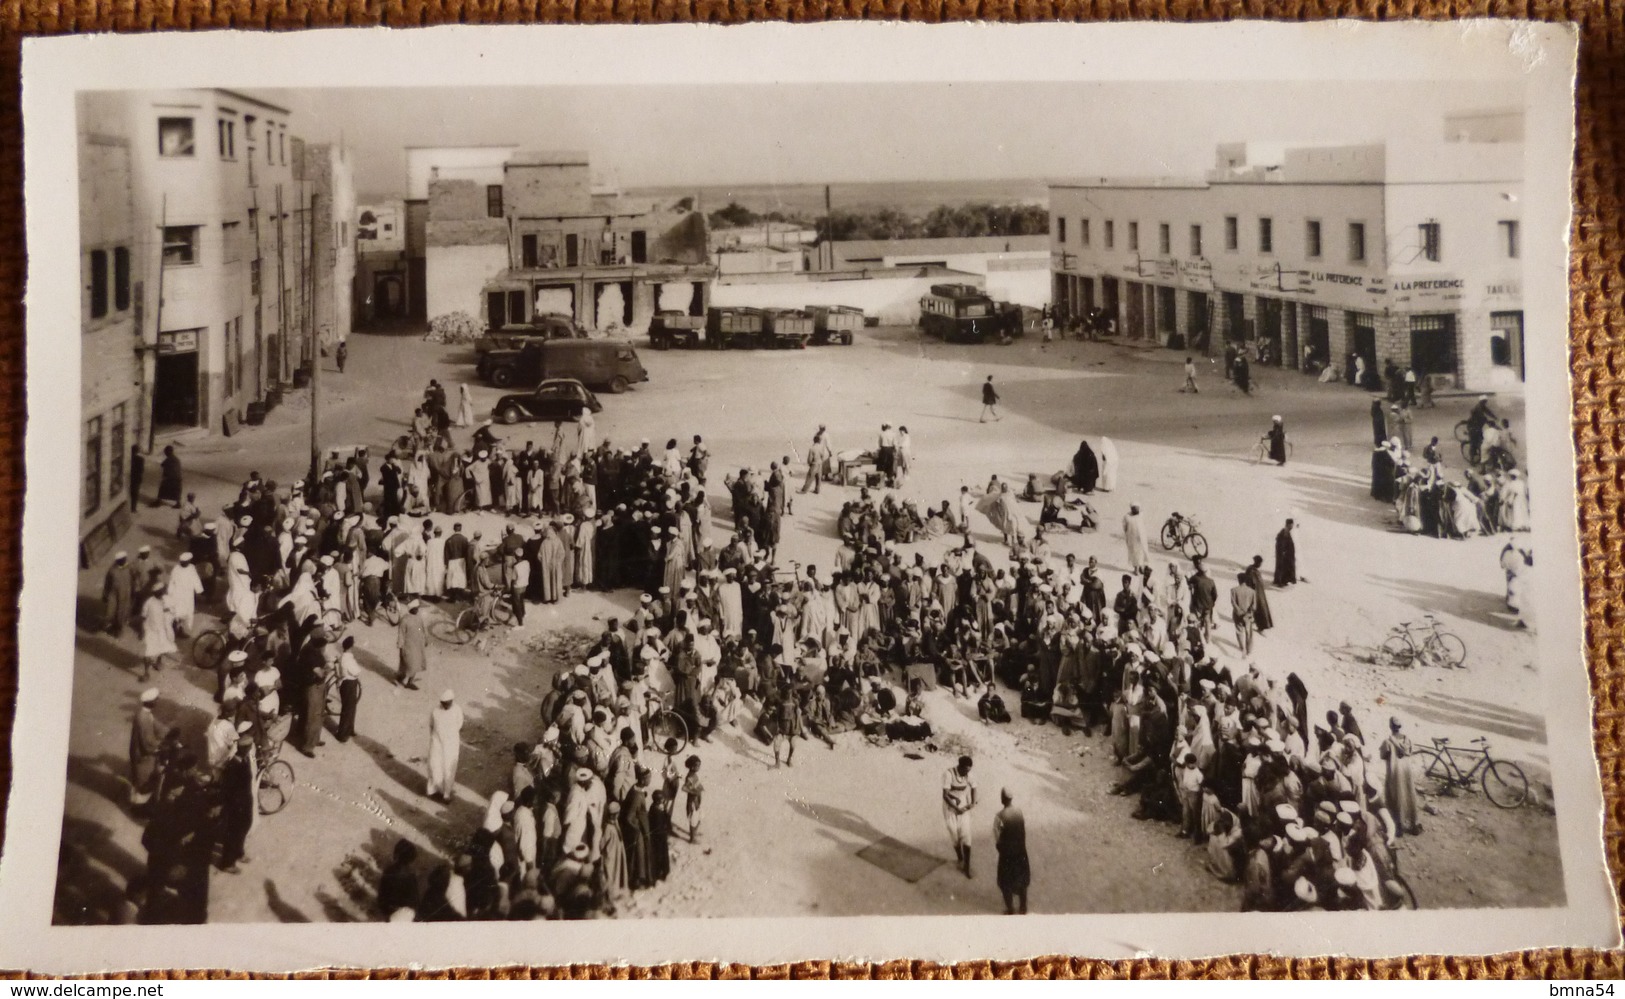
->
[[58, 326, 1557, 923]]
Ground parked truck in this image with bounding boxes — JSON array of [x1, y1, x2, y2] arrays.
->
[[705, 307, 765, 350], [761, 308, 814, 349], [806, 305, 864, 346], [648, 311, 708, 350], [473, 313, 586, 357]]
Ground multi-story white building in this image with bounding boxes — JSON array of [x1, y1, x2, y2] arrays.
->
[[1049, 111, 1524, 390], [77, 117, 142, 563], [77, 89, 354, 448]]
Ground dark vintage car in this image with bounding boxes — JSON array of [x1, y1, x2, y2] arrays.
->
[[491, 378, 604, 425], [473, 314, 586, 357]]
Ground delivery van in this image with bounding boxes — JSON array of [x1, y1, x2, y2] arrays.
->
[[479, 339, 650, 393]]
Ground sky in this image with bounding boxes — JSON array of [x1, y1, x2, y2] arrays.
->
[[268, 80, 1524, 202]]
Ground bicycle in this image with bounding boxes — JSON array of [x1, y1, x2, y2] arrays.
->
[[1416, 734, 1529, 809], [191, 624, 239, 672], [644, 688, 691, 757], [256, 745, 297, 815], [1251, 435, 1295, 465], [1378, 844, 1419, 910], [1378, 615, 1466, 670], [320, 606, 347, 642], [1159, 511, 1209, 560], [435, 590, 516, 644]]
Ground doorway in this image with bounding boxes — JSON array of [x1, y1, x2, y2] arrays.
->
[[1491, 311, 1525, 381], [153, 351, 200, 430], [1125, 281, 1145, 338], [1256, 297, 1283, 365], [1410, 314, 1459, 381], [374, 273, 405, 321]]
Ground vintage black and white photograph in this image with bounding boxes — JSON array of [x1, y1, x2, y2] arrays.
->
[[4, 23, 1614, 969]]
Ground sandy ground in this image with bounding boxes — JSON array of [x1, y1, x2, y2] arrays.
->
[[58, 326, 1561, 923]]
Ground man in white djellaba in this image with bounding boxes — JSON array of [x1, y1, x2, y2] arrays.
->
[[427, 689, 464, 803]]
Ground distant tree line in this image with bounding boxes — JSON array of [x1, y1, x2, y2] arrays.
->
[[707, 201, 1049, 241]]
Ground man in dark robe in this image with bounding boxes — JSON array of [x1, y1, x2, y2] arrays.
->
[[157, 445, 184, 507], [993, 789, 1030, 915], [1273, 519, 1300, 587], [380, 457, 403, 519], [215, 733, 256, 872], [129, 445, 145, 511], [1245, 556, 1275, 632], [1371, 446, 1398, 503], [1071, 440, 1099, 494], [622, 772, 654, 889], [1267, 416, 1288, 466], [102, 552, 134, 637]]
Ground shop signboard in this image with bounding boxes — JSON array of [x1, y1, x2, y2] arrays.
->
[[1484, 278, 1522, 305], [1179, 258, 1214, 291], [156, 329, 198, 355], [1389, 275, 1465, 309]]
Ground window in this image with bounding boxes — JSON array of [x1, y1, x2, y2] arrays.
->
[[221, 221, 242, 264], [162, 226, 199, 266], [1158, 223, 1171, 255], [277, 130, 285, 166], [1104, 220, 1115, 250], [233, 319, 244, 394], [521, 234, 539, 268], [1420, 222, 1441, 262], [217, 118, 235, 159], [1190, 224, 1203, 258], [487, 185, 504, 219], [108, 404, 126, 498], [1499, 220, 1520, 259], [89, 250, 109, 319], [1057, 217, 1067, 243], [1305, 220, 1322, 258], [565, 233, 580, 267], [1224, 215, 1238, 251], [157, 117, 195, 157], [1080, 219, 1091, 247], [1258, 217, 1273, 254], [631, 230, 647, 264], [1128, 222, 1140, 252], [82, 416, 103, 515], [114, 247, 130, 311], [250, 258, 260, 297], [1348, 222, 1367, 263], [223, 322, 234, 395]]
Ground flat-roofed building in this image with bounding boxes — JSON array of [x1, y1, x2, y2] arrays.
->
[[1050, 112, 1524, 390]]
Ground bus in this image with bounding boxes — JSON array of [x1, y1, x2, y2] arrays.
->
[[918, 284, 1019, 343]]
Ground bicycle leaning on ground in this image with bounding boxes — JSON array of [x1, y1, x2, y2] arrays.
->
[[1159, 511, 1209, 560], [1378, 614, 1467, 670], [1416, 734, 1529, 809], [1251, 435, 1295, 465], [436, 589, 516, 645]]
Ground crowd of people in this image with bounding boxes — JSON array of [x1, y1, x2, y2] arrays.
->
[[1369, 396, 1531, 542], [86, 365, 1527, 925]]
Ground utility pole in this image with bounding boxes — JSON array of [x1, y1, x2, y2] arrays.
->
[[308, 190, 321, 485]]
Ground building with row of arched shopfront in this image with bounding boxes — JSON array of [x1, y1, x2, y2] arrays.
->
[[1047, 109, 1526, 392]]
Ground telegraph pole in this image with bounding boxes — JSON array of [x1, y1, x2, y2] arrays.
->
[[308, 190, 321, 485]]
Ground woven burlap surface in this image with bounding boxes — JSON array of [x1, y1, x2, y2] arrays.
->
[[0, 3, 1621, 980]]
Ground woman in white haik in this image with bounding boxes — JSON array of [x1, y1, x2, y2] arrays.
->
[[1098, 437, 1119, 492], [457, 383, 476, 428]]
